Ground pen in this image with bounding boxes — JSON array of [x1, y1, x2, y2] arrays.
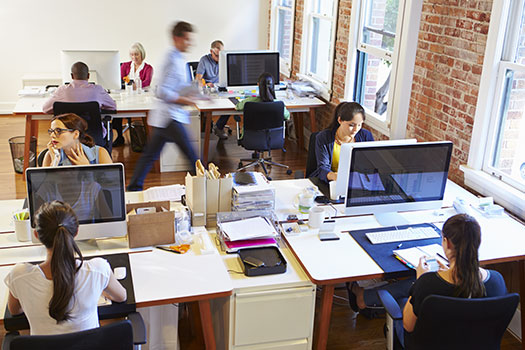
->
[[156, 246, 180, 254], [397, 243, 403, 248], [437, 252, 449, 263]]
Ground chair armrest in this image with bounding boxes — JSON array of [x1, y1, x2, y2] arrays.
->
[[377, 290, 403, 320], [1, 331, 20, 350], [234, 115, 242, 143], [101, 109, 117, 115], [127, 311, 147, 345]]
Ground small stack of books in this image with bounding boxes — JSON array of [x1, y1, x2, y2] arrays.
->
[[232, 172, 275, 211]]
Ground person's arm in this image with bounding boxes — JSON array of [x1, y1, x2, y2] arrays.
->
[[103, 274, 127, 303], [42, 87, 63, 114], [98, 87, 117, 110], [314, 132, 334, 183], [195, 57, 206, 83], [195, 73, 203, 81], [98, 147, 113, 164], [403, 296, 417, 332], [157, 55, 195, 106], [7, 292, 23, 315]]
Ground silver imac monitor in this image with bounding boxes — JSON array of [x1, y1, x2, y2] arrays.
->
[[218, 50, 279, 90], [339, 141, 453, 226], [60, 50, 121, 90], [26, 163, 127, 241]]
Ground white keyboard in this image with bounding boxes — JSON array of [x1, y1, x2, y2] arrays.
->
[[366, 226, 440, 244]]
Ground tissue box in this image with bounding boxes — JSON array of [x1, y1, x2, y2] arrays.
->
[[126, 201, 175, 248]]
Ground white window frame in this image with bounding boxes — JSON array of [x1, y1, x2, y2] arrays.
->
[[299, 0, 339, 99], [462, 0, 525, 218], [344, 0, 423, 139], [269, 0, 296, 77]]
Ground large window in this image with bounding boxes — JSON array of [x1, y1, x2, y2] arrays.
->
[[464, 0, 525, 217], [345, 0, 422, 137], [300, 0, 338, 92], [270, 0, 295, 76]]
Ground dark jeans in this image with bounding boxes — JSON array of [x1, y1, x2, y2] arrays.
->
[[215, 115, 230, 130], [127, 120, 198, 191]]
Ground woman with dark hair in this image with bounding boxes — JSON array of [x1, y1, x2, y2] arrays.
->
[[234, 72, 290, 120], [43, 113, 112, 166], [311, 102, 374, 183], [4, 201, 126, 335], [403, 214, 507, 332]]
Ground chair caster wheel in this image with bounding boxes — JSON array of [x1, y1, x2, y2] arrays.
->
[[238, 162, 243, 169], [266, 176, 272, 181], [286, 169, 292, 175], [228, 129, 233, 135]]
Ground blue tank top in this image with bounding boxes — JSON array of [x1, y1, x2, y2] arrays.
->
[[58, 144, 100, 166]]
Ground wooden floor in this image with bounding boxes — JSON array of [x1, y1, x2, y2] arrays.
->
[[0, 115, 521, 349]]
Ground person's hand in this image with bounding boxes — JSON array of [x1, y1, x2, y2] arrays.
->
[[327, 171, 338, 181], [46, 141, 59, 165], [67, 143, 90, 165], [437, 259, 449, 271], [416, 256, 431, 279], [206, 82, 214, 87]]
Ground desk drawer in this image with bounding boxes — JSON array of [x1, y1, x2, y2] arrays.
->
[[233, 286, 315, 346], [160, 141, 199, 172], [235, 339, 309, 350]]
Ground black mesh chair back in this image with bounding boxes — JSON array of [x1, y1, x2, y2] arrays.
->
[[241, 101, 285, 151], [187, 61, 200, 80], [53, 101, 112, 154], [7, 320, 134, 350], [407, 293, 519, 350], [305, 131, 320, 178]]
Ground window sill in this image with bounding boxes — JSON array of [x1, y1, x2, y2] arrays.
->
[[461, 165, 525, 219], [296, 73, 331, 101], [362, 113, 390, 138]]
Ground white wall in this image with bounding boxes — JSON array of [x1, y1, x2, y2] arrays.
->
[[0, 0, 269, 112]]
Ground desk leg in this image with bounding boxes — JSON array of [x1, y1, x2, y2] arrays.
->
[[23, 115, 33, 179], [314, 284, 335, 350], [309, 108, 317, 133], [198, 299, 216, 350], [296, 113, 304, 150], [519, 260, 525, 350], [202, 112, 211, 166]]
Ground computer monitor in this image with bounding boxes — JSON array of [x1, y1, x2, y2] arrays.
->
[[218, 50, 279, 90], [60, 50, 121, 90], [339, 141, 453, 226], [26, 163, 127, 241]]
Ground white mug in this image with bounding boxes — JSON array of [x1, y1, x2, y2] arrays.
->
[[329, 181, 337, 200], [308, 206, 325, 229], [14, 220, 31, 242]]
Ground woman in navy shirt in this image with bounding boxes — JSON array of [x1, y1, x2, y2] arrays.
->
[[311, 102, 374, 183], [404, 214, 507, 333]]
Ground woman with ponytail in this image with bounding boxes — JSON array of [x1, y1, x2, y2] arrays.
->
[[43, 113, 113, 166], [403, 214, 507, 332], [311, 102, 374, 183], [4, 201, 126, 335]]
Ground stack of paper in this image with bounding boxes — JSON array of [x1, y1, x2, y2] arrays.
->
[[232, 172, 275, 211], [143, 184, 185, 202], [217, 215, 278, 253]]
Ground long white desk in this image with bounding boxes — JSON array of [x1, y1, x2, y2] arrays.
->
[[271, 179, 525, 350], [12, 92, 156, 175]]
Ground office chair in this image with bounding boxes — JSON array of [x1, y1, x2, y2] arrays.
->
[[53, 101, 115, 154], [37, 149, 48, 167], [2, 311, 146, 350], [377, 290, 519, 350], [235, 101, 292, 180], [305, 131, 320, 178], [187, 61, 199, 80]]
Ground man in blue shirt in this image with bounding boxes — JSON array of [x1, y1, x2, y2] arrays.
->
[[196, 40, 230, 140], [127, 21, 199, 191]]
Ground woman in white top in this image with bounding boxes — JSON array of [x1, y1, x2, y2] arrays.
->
[[4, 201, 126, 335]]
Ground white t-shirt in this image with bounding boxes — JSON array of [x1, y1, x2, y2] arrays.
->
[[4, 258, 111, 335]]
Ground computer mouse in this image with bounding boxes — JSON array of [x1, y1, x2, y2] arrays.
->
[[114, 267, 126, 280]]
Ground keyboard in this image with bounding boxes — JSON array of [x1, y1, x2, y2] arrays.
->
[[366, 225, 440, 244]]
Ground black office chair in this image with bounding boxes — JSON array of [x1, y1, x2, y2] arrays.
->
[[235, 101, 292, 179], [53, 101, 115, 155], [2, 320, 137, 350], [305, 131, 320, 178], [187, 61, 199, 80], [377, 290, 519, 350]]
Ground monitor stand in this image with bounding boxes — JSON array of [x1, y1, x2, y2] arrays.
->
[[374, 212, 409, 227]]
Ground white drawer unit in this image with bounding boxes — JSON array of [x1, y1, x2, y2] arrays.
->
[[160, 111, 200, 172], [232, 286, 315, 348]]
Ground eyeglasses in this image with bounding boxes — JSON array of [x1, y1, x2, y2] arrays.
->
[[47, 128, 74, 136]]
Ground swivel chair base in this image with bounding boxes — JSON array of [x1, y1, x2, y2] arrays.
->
[[238, 151, 292, 180]]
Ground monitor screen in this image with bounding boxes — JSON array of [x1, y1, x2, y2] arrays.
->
[[26, 164, 126, 228], [60, 50, 121, 90], [227, 52, 279, 87], [346, 142, 453, 208]]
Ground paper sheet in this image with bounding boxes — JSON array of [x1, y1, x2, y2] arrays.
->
[[219, 216, 278, 241], [143, 184, 185, 202]]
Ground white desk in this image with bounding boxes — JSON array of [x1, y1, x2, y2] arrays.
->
[[194, 94, 325, 165], [272, 179, 525, 350], [12, 92, 156, 175]]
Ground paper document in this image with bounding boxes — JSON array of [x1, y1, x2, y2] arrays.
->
[[219, 216, 278, 241], [393, 243, 447, 269], [143, 184, 185, 202]]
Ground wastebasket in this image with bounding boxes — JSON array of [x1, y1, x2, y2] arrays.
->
[[9, 136, 36, 173], [130, 121, 147, 153]]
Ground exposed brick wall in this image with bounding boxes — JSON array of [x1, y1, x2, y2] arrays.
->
[[407, 0, 493, 185]]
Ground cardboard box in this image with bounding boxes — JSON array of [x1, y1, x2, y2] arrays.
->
[[126, 201, 175, 248]]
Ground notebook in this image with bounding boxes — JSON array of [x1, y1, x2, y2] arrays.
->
[[393, 244, 448, 269]]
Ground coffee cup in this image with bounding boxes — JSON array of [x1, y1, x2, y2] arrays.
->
[[14, 219, 31, 242], [308, 206, 325, 229]]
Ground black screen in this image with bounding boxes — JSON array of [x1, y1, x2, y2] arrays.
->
[[346, 143, 453, 208], [26, 165, 126, 227], [227, 53, 279, 86]]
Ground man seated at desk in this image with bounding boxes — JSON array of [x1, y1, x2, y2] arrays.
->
[[195, 40, 230, 140], [42, 61, 117, 114]]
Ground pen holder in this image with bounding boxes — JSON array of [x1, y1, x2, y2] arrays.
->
[[14, 219, 31, 242]]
